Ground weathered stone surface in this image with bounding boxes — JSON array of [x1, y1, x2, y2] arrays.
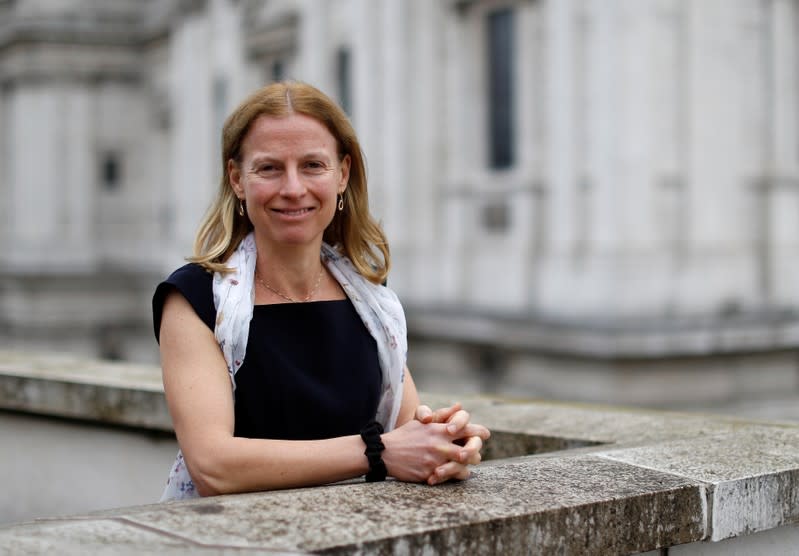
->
[[0, 518, 217, 555], [0, 351, 163, 391], [424, 394, 757, 453], [3, 355, 799, 554], [597, 426, 799, 541], [3, 455, 704, 555]]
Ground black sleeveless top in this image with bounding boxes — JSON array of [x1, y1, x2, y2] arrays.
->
[[152, 264, 382, 441]]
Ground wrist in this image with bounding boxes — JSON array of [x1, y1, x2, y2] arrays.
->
[[359, 421, 388, 482]]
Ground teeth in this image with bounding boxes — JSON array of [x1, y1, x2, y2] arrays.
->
[[278, 208, 310, 216]]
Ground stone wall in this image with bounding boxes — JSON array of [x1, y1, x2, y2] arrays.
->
[[2, 351, 799, 554], [3, 0, 799, 395]]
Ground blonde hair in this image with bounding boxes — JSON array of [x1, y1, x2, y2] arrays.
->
[[189, 81, 390, 284]]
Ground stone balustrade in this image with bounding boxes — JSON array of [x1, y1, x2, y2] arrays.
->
[[1, 350, 798, 554]]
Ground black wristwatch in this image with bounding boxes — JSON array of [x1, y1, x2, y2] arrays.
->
[[360, 421, 387, 482]]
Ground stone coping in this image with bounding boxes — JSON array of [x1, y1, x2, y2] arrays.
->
[[0, 350, 170, 431], [2, 351, 799, 554]]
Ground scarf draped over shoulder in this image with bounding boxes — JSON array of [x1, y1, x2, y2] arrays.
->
[[160, 232, 407, 501]]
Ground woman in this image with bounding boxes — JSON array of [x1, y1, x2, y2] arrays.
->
[[153, 81, 489, 501]]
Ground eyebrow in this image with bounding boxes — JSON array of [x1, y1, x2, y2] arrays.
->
[[249, 151, 333, 167]]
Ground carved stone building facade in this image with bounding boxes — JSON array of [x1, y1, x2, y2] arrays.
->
[[1, 0, 798, 407]]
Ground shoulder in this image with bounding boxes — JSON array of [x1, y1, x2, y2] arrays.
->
[[156, 263, 214, 306], [167, 263, 214, 286], [153, 263, 216, 341]]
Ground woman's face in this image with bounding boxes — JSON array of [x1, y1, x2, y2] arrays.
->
[[229, 113, 350, 250]]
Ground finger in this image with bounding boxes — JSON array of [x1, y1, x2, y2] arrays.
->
[[429, 461, 471, 484], [458, 436, 483, 464], [434, 441, 464, 462], [453, 466, 471, 481], [432, 402, 462, 424], [432, 436, 481, 465], [415, 405, 433, 423], [445, 409, 471, 435], [457, 423, 491, 441]]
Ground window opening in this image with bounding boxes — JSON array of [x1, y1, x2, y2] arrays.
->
[[487, 8, 516, 169]]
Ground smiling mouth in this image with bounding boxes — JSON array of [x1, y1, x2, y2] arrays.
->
[[272, 208, 314, 216]]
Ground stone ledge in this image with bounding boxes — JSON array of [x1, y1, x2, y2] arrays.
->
[[0, 351, 169, 431], [1, 458, 707, 555], [597, 427, 799, 541], [2, 352, 799, 554]]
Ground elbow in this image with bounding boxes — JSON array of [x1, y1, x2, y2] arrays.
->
[[193, 475, 223, 498], [185, 454, 234, 497]]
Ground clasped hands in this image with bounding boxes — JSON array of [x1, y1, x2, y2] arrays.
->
[[382, 402, 490, 486]]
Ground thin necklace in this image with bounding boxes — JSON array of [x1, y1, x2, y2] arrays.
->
[[255, 266, 325, 303]]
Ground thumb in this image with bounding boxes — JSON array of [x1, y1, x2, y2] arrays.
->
[[415, 405, 434, 423]]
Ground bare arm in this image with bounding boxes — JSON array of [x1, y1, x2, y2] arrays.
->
[[160, 290, 474, 496], [160, 290, 375, 495], [395, 365, 421, 426]]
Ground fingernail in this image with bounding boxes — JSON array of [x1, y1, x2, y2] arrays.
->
[[460, 450, 468, 462], [447, 424, 457, 434]]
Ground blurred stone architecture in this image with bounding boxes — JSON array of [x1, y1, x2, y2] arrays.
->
[[1, 0, 798, 412]]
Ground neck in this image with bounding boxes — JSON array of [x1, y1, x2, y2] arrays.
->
[[253, 236, 325, 301]]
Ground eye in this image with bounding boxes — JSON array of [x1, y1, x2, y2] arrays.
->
[[256, 163, 279, 176], [304, 160, 327, 173]]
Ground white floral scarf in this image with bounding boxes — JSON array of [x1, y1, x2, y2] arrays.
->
[[160, 232, 407, 501]]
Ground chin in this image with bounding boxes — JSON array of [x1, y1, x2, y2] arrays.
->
[[269, 232, 325, 246]]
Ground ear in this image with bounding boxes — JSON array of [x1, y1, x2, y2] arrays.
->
[[228, 159, 244, 198], [338, 154, 351, 194]]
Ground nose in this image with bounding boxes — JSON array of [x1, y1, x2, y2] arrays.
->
[[279, 166, 306, 198]]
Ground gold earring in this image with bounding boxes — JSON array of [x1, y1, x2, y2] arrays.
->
[[238, 199, 245, 216], [338, 193, 344, 212]]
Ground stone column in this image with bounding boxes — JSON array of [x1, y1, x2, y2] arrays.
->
[[613, 0, 666, 315], [771, 0, 799, 173], [767, 0, 799, 306], [210, 0, 247, 107], [649, 0, 690, 312], [518, 1, 547, 309], [585, 0, 617, 258], [379, 0, 407, 256], [545, 0, 576, 256], [682, 1, 753, 313], [351, 0, 384, 218], [168, 11, 215, 265], [298, 0, 330, 89], [8, 83, 94, 271], [539, 0, 580, 315], [0, 88, 7, 248], [440, 5, 472, 304], [406, 0, 441, 302], [617, 0, 657, 252]]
